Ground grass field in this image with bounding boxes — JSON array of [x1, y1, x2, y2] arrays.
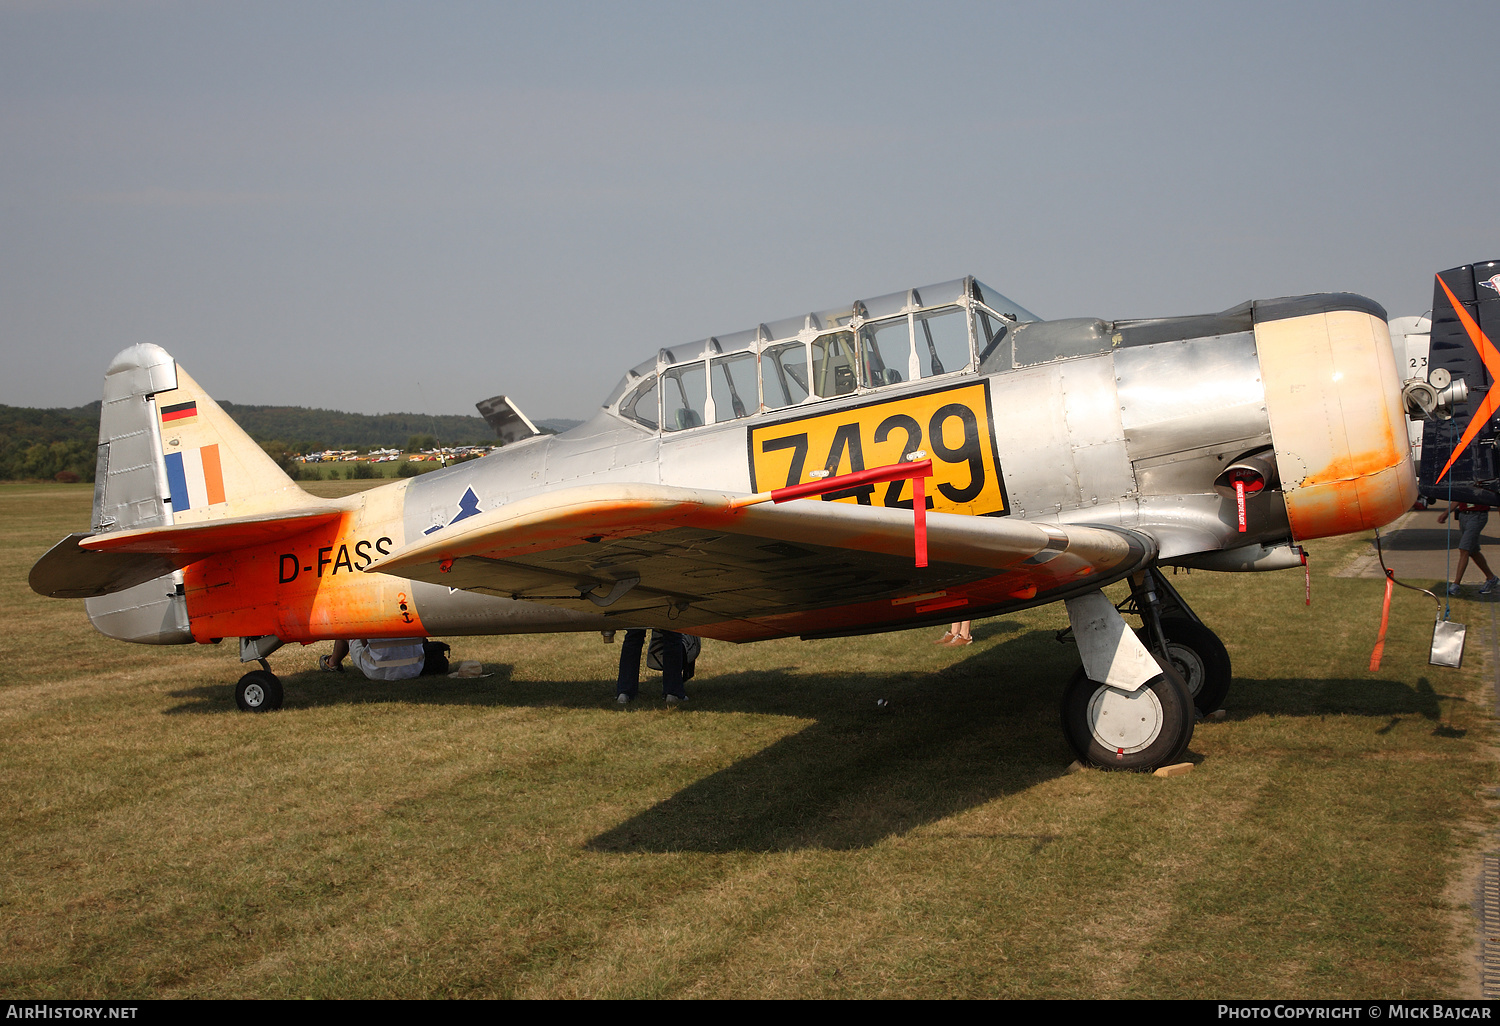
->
[[2, 481, 1496, 998]]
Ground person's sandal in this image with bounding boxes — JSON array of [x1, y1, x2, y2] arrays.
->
[[319, 654, 343, 672]]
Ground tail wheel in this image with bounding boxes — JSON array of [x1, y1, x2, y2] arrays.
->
[[1136, 618, 1232, 715], [235, 670, 283, 712], [1061, 661, 1195, 771]]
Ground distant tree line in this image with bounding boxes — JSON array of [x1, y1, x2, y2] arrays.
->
[[0, 401, 528, 482], [0, 403, 102, 482], [218, 403, 498, 451]]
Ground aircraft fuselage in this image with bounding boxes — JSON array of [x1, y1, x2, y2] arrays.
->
[[101, 286, 1412, 648]]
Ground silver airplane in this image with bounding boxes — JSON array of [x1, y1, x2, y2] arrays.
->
[[30, 274, 1429, 771]]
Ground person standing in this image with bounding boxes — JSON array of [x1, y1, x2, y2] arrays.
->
[[616, 628, 689, 704], [1437, 501, 1500, 595]]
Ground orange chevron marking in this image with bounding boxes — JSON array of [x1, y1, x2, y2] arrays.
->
[[1435, 275, 1500, 483]]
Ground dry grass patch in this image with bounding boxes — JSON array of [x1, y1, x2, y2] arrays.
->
[[0, 482, 1495, 998]]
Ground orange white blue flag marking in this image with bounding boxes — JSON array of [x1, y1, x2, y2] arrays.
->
[[164, 444, 226, 512]]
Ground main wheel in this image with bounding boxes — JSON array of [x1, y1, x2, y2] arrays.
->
[[235, 669, 283, 712], [1136, 618, 1231, 715], [1061, 661, 1195, 771]]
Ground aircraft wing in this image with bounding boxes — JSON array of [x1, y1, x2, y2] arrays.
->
[[367, 484, 1155, 638]]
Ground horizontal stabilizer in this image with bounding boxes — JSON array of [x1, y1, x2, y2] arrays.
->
[[79, 507, 344, 555], [32, 507, 347, 599], [30, 534, 195, 599]]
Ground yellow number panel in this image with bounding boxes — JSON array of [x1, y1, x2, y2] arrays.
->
[[748, 381, 1009, 517]]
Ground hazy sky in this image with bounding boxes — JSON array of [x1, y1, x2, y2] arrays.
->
[[2, 1, 1496, 419]]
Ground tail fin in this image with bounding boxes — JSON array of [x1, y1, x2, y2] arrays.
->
[[1417, 261, 1500, 504], [93, 343, 311, 534], [79, 344, 314, 643]]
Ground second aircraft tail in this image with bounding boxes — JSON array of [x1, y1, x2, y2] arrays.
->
[[1418, 261, 1500, 505]]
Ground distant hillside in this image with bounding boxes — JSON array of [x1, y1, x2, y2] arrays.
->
[[0, 402, 102, 482], [217, 402, 499, 451], [0, 401, 578, 481]]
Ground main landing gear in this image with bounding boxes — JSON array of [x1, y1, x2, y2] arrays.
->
[[1061, 660, 1194, 771], [1061, 567, 1230, 771], [234, 657, 284, 712]]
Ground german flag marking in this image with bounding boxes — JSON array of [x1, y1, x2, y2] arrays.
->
[[160, 401, 198, 423]]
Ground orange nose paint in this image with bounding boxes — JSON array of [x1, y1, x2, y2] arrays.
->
[[1256, 309, 1416, 541]]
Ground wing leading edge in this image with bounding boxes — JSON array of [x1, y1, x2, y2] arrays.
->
[[367, 484, 1156, 641]]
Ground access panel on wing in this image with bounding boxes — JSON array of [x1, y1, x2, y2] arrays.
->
[[748, 380, 1009, 516]]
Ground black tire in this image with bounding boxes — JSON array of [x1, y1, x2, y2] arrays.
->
[[235, 670, 283, 712], [1135, 618, 1231, 715], [1061, 661, 1195, 771]]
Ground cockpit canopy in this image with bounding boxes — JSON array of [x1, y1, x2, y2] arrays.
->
[[604, 277, 1037, 433]]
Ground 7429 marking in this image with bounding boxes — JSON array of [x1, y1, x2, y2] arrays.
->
[[748, 380, 1008, 516]]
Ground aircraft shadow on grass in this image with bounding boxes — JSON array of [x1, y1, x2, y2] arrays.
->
[[161, 624, 1465, 853], [584, 670, 1462, 854]]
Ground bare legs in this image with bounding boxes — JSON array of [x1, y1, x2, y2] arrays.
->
[[935, 621, 972, 646]]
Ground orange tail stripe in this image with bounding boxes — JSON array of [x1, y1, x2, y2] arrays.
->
[[200, 444, 226, 506]]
